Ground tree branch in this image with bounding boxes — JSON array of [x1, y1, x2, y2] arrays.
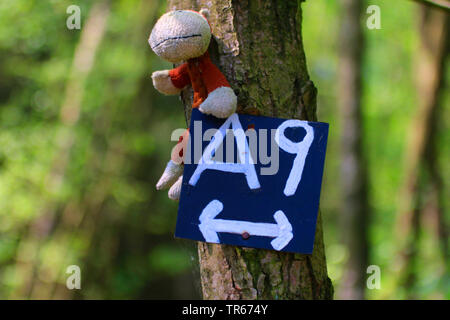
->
[[411, 0, 450, 11]]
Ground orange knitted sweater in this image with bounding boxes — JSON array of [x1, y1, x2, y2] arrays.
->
[[169, 52, 231, 108]]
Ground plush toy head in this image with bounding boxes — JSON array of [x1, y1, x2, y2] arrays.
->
[[149, 10, 211, 64]]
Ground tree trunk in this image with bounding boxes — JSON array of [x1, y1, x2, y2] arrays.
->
[[396, 4, 448, 297], [336, 0, 369, 300], [167, 0, 333, 299]]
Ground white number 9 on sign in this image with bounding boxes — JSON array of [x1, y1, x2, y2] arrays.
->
[[275, 120, 314, 197]]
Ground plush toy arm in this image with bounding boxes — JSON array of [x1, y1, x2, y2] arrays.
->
[[199, 86, 237, 119], [152, 70, 182, 95]]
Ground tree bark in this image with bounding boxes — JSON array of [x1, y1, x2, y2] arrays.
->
[[167, 0, 333, 299], [337, 0, 369, 300]]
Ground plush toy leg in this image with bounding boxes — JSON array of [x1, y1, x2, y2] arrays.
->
[[156, 160, 183, 190], [168, 176, 183, 201]]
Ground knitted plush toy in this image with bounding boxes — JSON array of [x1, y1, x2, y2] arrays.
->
[[149, 9, 237, 200]]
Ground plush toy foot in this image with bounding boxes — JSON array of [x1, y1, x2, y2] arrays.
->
[[168, 176, 183, 201], [156, 160, 183, 190]]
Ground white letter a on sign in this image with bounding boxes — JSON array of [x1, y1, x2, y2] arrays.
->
[[189, 114, 261, 189]]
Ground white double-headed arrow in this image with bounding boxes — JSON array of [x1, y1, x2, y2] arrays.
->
[[198, 200, 293, 251]]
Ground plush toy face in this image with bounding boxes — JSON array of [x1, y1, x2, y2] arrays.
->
[[149, 10, 211, 63]]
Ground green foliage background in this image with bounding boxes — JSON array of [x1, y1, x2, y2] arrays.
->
[[0, 0, 448, 299]]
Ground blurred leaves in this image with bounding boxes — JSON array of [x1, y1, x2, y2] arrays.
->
[[303, 0, 449, 299], [0, 0, 447, 299], [0, 0, 196, 299]]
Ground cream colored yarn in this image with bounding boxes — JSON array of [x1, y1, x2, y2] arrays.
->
[[199, 87, 237, 119], [151, 70, 182, 95]]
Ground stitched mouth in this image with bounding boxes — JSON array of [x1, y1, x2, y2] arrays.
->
[[151, 34, 202, 49]]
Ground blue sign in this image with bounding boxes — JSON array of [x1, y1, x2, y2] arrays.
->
[[175, 109, 329, 254]]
